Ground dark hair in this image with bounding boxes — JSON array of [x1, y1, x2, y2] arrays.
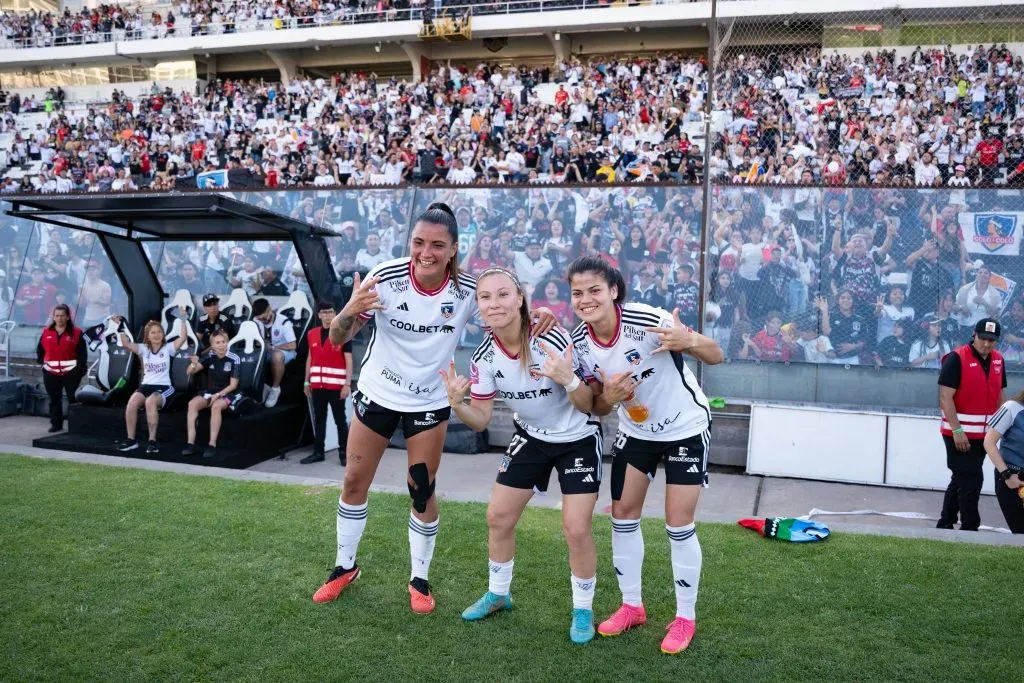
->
[[316, 300, 336, 312], [52, 303, 72, 326], [413, 202, 460, 280], [566, 255, 627, 305], [252, 298, 271, 317]]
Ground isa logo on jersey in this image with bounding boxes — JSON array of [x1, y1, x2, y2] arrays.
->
[[441, 302, 455, 319], [625, 348, 642, 365]]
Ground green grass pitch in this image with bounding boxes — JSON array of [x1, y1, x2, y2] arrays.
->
[[0, 454, 1020, 682]]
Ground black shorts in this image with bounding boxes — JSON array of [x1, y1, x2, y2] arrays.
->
[[135, 384, 174, 408], [497, 425, 602, 495], [610, 429, 709, 500], [352, 390, 450, 440]]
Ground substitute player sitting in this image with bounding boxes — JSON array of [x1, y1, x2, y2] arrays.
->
[[439, 267, 601, 644], [567, 256, 723, 655], [182, 329, 240, 459]]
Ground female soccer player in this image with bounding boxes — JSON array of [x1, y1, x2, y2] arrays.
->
[[116, 307, 190, 454], [312, 203, 557, 614], [567, 256, 723, 655], [438, 267, 601, 643]]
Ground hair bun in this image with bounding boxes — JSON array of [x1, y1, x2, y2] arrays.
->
[[427, 202, 455, 218]]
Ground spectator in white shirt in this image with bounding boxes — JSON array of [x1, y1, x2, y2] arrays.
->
[[512, 238, 553, 289]]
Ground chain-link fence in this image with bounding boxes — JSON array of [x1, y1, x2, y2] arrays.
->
[[702, 2, 1024, 371]]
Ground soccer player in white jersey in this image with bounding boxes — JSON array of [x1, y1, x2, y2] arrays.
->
[[312, 203, 557, 615], [567, 256, 723, 655], [438, 267, 602, 643]]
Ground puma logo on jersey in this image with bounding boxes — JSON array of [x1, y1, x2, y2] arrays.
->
[[397, 302, 409, 311]]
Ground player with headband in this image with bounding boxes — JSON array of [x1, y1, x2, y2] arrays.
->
[[439, 266, 602, 643]]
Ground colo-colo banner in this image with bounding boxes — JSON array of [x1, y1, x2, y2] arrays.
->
[[196, 169, 229, 189], [959, 212, 1024, 256]]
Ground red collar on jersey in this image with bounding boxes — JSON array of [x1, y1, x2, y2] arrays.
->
[[587, 305, 622, 349], [491, 323, 534, 360], [408, 259, 451, 296]]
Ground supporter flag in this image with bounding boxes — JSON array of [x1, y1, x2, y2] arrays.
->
[[738, 517, 830, 542], [988, 272, 1018, 314], [196, 169, 229, 189], [746, 161, 760, 183], [959, 212, 1023, 256]]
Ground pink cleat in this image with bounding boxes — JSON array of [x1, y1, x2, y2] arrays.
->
[[660, 617, 696, 654], [597, 603, 647, 637]]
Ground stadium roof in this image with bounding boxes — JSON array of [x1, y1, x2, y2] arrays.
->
[[4, 192, 326, 241]]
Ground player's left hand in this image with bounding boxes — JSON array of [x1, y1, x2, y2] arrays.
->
[[534, 341, 575, 387], [645, 308, 695, 355], [530, 307, 558, 337], [340, 384, 351, 399]]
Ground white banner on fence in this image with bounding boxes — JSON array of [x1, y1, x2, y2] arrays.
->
[[959, 211, 1024, 256]]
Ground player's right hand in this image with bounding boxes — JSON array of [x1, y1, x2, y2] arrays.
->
[[341, 272, 384, 317], [596, 368, 638, 405], [439, 360, 470, 407]]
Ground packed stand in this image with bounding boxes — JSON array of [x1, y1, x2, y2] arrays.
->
[[712, 44, 1024, 186], [0, 5, 176, 47], [704, 184, 1024, 370], [0, 53, 710, 193]]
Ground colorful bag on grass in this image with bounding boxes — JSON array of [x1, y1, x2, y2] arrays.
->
[[738, 517, 830, 542]]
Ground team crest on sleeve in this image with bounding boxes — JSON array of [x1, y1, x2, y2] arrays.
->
[[441, 302, 455, 319], [625, 348, 642, 365], [470, 362, 479, 382]]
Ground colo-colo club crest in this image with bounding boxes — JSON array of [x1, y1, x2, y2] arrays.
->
[[973, 213, 1017, 253], [441, 301, 455, 319]]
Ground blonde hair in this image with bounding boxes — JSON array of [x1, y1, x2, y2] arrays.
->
[[142, 320, 165, 352], [477, 267, 532, 372]]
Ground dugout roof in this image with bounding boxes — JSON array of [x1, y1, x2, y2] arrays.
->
[[4, 192, 326, 240]]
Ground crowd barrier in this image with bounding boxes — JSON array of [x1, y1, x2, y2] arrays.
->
[[4, 182, 1024, 410]]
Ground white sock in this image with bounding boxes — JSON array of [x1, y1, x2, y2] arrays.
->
[[335, 499, 367, 570], [611, 517, 644, 607], [571, 574, 596, 610], [667, 523, 702, 620], [409, 512, 439, 581], [488, 558, 514, 596]]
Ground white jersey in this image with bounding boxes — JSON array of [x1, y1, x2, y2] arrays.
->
[[470, 328, 598, 443], [139, 342, 174, 386], [358, 257, 477, 411], [268, 313, 296, 349], [572, 303, 711, 441]]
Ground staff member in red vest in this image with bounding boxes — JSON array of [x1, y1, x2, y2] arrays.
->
[[937, 317, 1006, 531], [301, 300, 353, 465], [36, 303, 87, 433]]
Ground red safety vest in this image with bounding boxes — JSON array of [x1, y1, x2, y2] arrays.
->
[[940, 344, 1003, 439], [307, 328, 347, 390], [40, 326, 81, 376]]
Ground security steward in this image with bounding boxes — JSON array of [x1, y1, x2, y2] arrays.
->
[[937, 317, 1006, 530], [196, 294, 237, 353], [301, 300, 352, 465], [36, 303, 86, 433]]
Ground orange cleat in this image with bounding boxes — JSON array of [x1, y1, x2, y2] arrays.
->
[[409, 577, 436, 614], [312, 564, 360, 604]]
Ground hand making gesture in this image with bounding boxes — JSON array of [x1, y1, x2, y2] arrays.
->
[[438, 360, 471, 407], [644, 308, 696, 355], [341, 272, 385, 318], [534, 341, 576, 387]]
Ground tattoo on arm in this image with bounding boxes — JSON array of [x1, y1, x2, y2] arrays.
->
[[330, 314, 359, 346]]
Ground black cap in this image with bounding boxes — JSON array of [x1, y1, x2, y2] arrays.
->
[[526, 237, 542, 247], [202, 294, 220, 306], [974, 318, 1001, 340]]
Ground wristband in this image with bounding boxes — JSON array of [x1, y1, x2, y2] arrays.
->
[[563, 375, 581, 393], [952, 427, 964, 435], [303, 381, 311, 387], [1000, 469, 1016, 481]]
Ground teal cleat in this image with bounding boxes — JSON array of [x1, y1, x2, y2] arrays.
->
[[461, 591, 513, 621], [570, 608, 595, 644]]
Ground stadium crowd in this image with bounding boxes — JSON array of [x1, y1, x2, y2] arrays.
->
[[2, 44, 1024, 192]]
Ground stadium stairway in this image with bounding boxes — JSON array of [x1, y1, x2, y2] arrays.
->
[[32, 401, 306, 469]]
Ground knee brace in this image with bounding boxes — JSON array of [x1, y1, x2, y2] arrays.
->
[[407, 463, 435, 513]]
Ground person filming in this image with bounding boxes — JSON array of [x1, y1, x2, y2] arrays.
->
[[36, 303, 86, 433], [301, 301, 353, 465]]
